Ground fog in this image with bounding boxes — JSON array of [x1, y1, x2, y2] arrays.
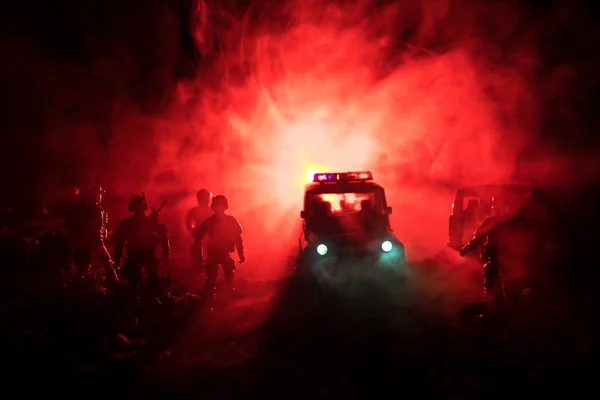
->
[[1, 0, 598, 275], [2, 4, 600, 393]]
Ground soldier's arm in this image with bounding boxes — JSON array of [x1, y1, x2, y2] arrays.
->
[[96, 211, 113, 264], [193, 219, 210, 261], [460, 232, 486, 256], [101, 209, 109, 240], [232, 217, 244, 255], [92, 208, 106, 245], [459, 218, 496, 256], [193, 219, 208, 243]]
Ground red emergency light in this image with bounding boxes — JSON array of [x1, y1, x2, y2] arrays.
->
[[313, 171, 373, 183]]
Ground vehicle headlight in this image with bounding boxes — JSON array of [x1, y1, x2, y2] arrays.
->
[[316, 244, 328, 256], [381, 240, 393, 252]]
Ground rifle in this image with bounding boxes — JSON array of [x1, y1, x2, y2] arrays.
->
[[141, 192, 167, 219], [141, 192, 171, 284]]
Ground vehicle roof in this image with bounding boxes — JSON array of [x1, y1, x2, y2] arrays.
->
[[304, 180, 384, 195], [458, 184, 531, 195], [457, 183, 570, 197]]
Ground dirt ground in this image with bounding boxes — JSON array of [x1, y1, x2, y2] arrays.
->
[[1, 251, 595, 396]]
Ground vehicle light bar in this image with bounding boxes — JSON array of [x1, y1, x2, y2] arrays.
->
[[313, 171, 373, 182]]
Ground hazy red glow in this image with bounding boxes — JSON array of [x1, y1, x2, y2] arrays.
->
[[87, 0, 549, 274]]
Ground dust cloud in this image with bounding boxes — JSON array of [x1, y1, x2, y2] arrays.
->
[[0, 0, 596, 273], [154, 0, 541, 266], [1, 3, 599, 391]]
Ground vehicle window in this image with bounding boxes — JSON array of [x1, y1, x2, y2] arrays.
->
[[308, 192, 382, 216], [462, 196, 480, 212], [459, 186, 534, 221]]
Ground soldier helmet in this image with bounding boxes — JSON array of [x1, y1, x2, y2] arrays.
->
[[211, 195, 229, 210], [196, 188, 212, 205], [87, 184, 106, 194], [128, 195, 148, 212], [80, 184, 105, 202]]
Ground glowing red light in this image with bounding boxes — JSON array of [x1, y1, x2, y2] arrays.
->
[[312, 171, 373, 182]]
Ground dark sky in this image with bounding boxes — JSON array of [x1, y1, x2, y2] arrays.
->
[[1, 0, 599, 209]]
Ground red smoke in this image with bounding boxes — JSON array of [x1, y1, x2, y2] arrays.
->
[[83, 0, 545, 274]]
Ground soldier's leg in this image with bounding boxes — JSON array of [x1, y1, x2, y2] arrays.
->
[[190, 243, 203, 269], [483, 261, 504, 314], [95, 241, 112, 266], [494, 264, 507, 310], [204, 259, 219, 296], [222, 256, 236, 291], [145, 258, 165, 300], [121, 260, 142, 307], [94, 241, 118, 286]]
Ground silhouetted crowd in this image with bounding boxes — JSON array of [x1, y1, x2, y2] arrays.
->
[[0, 186, 245, 315]]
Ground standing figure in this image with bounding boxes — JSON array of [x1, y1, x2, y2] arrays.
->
[[44, 186, 84, 274], [459, 198, 509, 316], [185, 189, 213, 232], [186, 189, 213, 269], [193, 195, 245, 297], [462, 199, 480, 244], [114, 195, 171, 306], [61, 184, 116, 281]]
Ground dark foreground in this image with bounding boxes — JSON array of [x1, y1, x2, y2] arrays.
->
[[1, 254, 597, 397]]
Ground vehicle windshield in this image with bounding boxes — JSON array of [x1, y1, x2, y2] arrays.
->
[[305, 190, 388, 236], [455, 185, 534, 220], [312, 192, 382, 215]]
